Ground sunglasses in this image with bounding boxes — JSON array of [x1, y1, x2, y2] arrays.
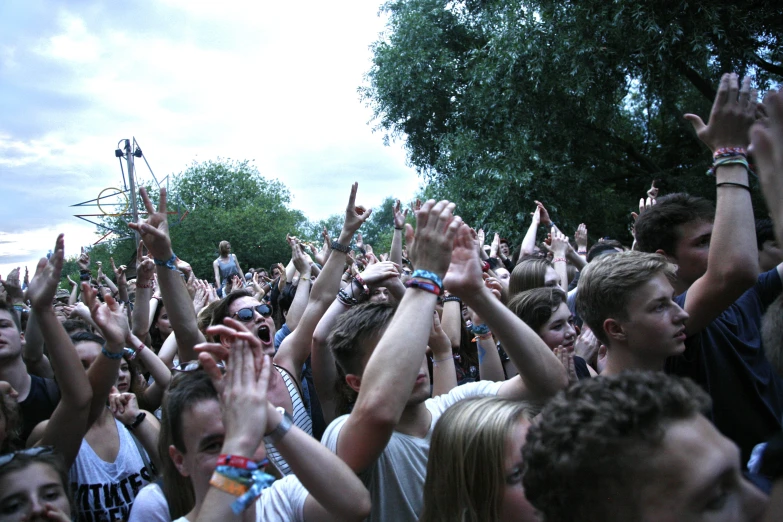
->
[[0, 446, 55, 468], [232, 304, 272, 322], [171, 360, 227, 374]]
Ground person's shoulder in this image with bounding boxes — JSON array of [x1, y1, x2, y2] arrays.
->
[[321, 414, 350, 450]]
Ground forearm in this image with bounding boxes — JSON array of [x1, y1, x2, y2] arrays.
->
[[33, 307, 91, 407], [158, 331, 179, 367], [86, 341, 123, 426], [157, 266, 205, 362], [566, 247, 587, 270], [465, 289, 567, 398], [476, 334, 505, 382], [441, 301, 463, 348], [102, 275, 118, 295], [284, 277, 311, 332], [354, 289, 436, 421], [521, 218, 540, 256], [553, 256, 569, 291], [128, 411, 162, 470], [391, 228, 403, 268], [68, 284, 78, 305], [311, 298, 349, 424], [431, 346, 457, 396], [117, 282, 129, 303], [131, 334, 172, 388], [285, 259, 296, 282], [710, 165, 758, 281], [23, 310, 52, 378]]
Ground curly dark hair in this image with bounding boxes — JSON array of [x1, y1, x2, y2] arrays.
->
[[634, 193, 715, 255], [522, 371, 710, 522]]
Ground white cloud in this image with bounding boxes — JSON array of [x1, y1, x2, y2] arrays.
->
[[0, 0, 420, 274]]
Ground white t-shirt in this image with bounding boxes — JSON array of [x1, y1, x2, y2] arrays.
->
[[171, 475, 309, 522], [321, 380, 504, 522], [128, 483, 169, 522]]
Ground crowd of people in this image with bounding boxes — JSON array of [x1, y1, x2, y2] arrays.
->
[[1, 72, 783, 521]]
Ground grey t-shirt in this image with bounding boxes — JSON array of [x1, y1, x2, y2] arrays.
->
[[321, 380, 503, 522]]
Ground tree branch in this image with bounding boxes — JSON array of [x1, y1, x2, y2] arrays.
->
[[673, 60, 717, 101], [752, 53, 783, 76]]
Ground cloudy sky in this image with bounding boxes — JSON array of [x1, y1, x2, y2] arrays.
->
[[0, 0, 420, 277]]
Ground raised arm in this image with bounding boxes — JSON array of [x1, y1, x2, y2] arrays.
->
[[274, 183, 371, 382], [131, 245, 155, 340], [548, 230, 570, 291], [445, 225, 568, 401], [129, 187, 206, 362], [336, 199, 460, 474], [751, 89, 783, 280], [22, 309, 53, 379], [390, 199, 407, 268], [520, 206, 541, 256], [279, 237, 313, 333], [681, 74, 760, 334], [27, 235, 93, 467], [429, 311, 457, 396]]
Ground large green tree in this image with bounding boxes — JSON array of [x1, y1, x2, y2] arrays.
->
[[364, 0, 782, 243], [81, 159, 307, 281]]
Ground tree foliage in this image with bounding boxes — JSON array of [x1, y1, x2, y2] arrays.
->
[[79, 159, 307, 281], [363, 0, 782, 243]]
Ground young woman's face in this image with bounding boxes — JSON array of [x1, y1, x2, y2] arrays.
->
[[538, 303, 576, 351], [501, 418, 537, 522], [116, 360, 131, 393], [156, 307, 172, 337], [0, 462, 71, 521]]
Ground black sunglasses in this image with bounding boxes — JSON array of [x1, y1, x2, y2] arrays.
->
[[233, 304, 272, 322], [0, 446, 55, 468]]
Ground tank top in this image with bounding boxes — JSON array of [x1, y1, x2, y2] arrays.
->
[[217, 255, 240, 285], [69, 418, 154, 522], [266, 365, 313, 476]]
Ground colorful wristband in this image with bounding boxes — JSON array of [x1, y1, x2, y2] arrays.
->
[[411, 269, 443, 290], [101, 347, 124, 360], [210, 471, 249, 496], [404, 277, 441, 296]]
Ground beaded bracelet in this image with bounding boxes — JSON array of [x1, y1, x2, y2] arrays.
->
[[411, 269, 443, 290], [553, 257, 567, 263], [337, 289, 359, 307], [136, 281, 154, 289]]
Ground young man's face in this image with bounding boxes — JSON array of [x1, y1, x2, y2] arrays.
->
[[615, 272, 689, 360], [636, 414, 766, 522], [0, 310, 22, 362], [670, 220, 713, 290], [227, 296, 276, 356], [500, 242, 510, 257]]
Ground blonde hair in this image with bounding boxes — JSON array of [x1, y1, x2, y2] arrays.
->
[[576, 251, 676, 345], [218, 241, 231, 256], [420, 397, 536, 522]]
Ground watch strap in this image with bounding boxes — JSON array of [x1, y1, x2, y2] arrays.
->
[[264, 407, 293, 445]]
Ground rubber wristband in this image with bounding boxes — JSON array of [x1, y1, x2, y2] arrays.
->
[[127, 412, 146, 431]]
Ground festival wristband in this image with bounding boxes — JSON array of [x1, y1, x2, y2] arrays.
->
[[209, 471, 249, 496], [101, 347, 124, 360]]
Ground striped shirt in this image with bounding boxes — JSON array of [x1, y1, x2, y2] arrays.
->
[[266, 365, 313, 475]]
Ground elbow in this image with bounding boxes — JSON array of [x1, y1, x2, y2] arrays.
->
[[346, 492, 372, 521]]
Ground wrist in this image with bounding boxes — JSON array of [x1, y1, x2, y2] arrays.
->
[[337, 230, 354, 246], [220, 439, 260, 459]]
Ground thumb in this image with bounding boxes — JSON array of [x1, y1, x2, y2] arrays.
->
[[683, 113, 706, 133]]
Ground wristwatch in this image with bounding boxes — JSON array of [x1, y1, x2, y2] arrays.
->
[[264, 407, 293, 445]]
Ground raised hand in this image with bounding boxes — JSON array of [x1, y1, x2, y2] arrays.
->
[[83, 283, 129, 347], [110, 257, 127, 286], [477, 228, 486, 250], [109, 391, 142, 425], [199, 326, 272, 458], [646, 180, 659, 199], [193, 280, 207, 312], [291, 239, 311, 275], [547, 230, 570, 257], [66, 275, 78, 288], [684, 73, 757, 152], [405, 200, 461, 279], [196, 317, 269, 381], [534, 200, 552, 226], [393, 199, 408, 229], [77, 251, 90, 271], [1, 267, 24, 303], [27, 235, 65, 310], [574, 326, 604, 371], [751, 89, 783, 247], [574, 224, 588, 252], [490, 233, 500, 258], [359, 261, 400, 287], [444, 224, 484, 297], [483, 274, 503, 301], [355, 232, 364, 250], [128, 187, 173, 261], [344, 183, 372, 235], [553, 346, 578, 384], [135, 240, 155, 286]]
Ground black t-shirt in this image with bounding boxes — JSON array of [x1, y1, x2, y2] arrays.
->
[[666, 268, 783, 466], [18, 375, 60, 442]]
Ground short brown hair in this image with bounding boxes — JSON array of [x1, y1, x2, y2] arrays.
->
[[509, 258, 554, 297], [507, 287, 567, 334], [522, 371, 710, 522], [634, 193, 715, 255], [210, 289, 252, 326], [576, 251, 676, 345], [328, 302, 395, 415]]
